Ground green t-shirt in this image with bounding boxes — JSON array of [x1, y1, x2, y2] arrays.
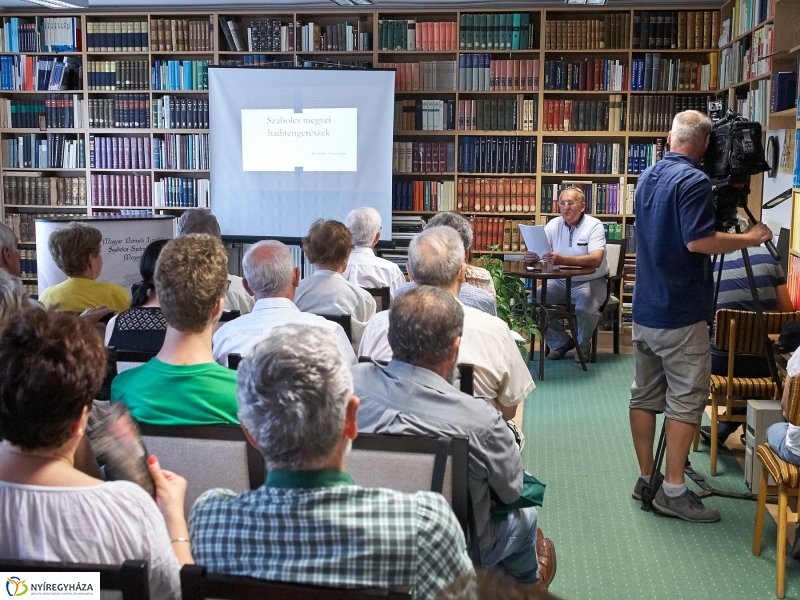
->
[[111, 358, 239, 426]]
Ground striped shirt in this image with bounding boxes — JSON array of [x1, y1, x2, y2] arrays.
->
[[715, 248, 785, 311], [396, 281, 497, 316]]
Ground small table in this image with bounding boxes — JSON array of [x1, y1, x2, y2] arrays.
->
[[503, 261, 597, 380]]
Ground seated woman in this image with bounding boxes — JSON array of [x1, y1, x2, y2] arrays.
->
[[39, 222, 130, 314], [294, 219, 376, 351], [105, 239, 169, 353], [0, 309, 192, 599]]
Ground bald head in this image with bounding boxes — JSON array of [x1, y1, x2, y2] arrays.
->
[[242, 240, 296, 299], [669, 110, 712, 161], [407, 226, 465, 288]]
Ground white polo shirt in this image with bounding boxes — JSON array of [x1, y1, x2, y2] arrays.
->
[[544, 214, 608, 282], [343, 246, 406, 299]]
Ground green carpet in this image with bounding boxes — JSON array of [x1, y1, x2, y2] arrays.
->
[[522, 353, 800, 599]]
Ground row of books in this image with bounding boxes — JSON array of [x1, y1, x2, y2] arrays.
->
[[458, 56, 540, 91], [503, 219, 537, 252], [151, 96, 208, 130], [392, 141, 455, 174], [391, 179, 456, 212], [153, 177, 209, 208], [151, 60, 210, 92], [152, 134, 209, 171], [3, 134, 85, 169], [470, 217, 522, 252], [730, 0, 775, 39], [88, 96, 149, 129], [627, 141, 666, 175], [719, 37, 768, 89], [459, 98, 537, 132], [377, 20, 457, 51], [544, 15, 629, 50], [747, 24, 773, 80], [3, 175, 86, 206], [543, 59, 627, 92], [541, 142, 625, 175], [0, 96, 84, 129], [379, 61, 457, 92], [225, 18, 281, 53], [458, 177, 536, 214], [458, 13, 535, 51], [457, 136, 537, 175], [541, 182, 629, 216], [150, 18, 212, 52], [217, 56, 293, 68], [0, 55, 80, 91], [602, 223, 625, 241], [0, 17, 80, 53], [17, 249, 36, 279], [87, 60, 149, 91], [3, 212, 78, 244], [394, 99, 454, 131], [86, 21, 148, 52], [89, 135, 151, 170], [542, 98, 626, 133], [734, 79, 770, 127], [628, 94, 710, 132], [633, 11, 719, 50], [631, 54, 718, 92], [91, 174, 152, 207]]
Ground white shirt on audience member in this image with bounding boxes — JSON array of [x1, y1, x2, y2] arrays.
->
[[225, 274, 255, 315], [358, 300, 535, 410], [785, 351, 800, 455], [343, 246, 406, 299], [212, 297, 356, 367], [294, 269, 376, 352]]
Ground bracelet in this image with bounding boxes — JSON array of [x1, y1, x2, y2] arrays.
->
[[170, 537, 190, 544]]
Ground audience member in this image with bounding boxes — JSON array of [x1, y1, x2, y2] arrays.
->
[[343, 206, 405, 298], [767, 350, 800, 466], [0, 309, 191, 600], [295, 219, 376, 351], [0, 269, 26, 321], [0, 222, 20, 277], [359, 226, 534, 420], [176, 209, 254, 315], [190, 324, 473, 597], [111, 234, 238, 426], [524, 187, 608, 360], [39, 222, 130, 314], [212, 240, 356, 366], [105, 239, 169, 353], [354, 286, 556, 589]]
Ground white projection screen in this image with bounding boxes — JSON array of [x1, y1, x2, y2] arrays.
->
[[209, 67, 395, 241]]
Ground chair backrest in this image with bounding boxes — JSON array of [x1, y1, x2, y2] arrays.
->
[[714, 309, 800, 353], [605, 238, 627, 278], [137, 424, 265, 514], [363, 286, 391, 312], [219, 310, 241, 323], [180, 565, 411, 600], [786, 374, 800, 426], [227, 353, 242, 370], [318, 313, 352, 342], [107, 347, 159, 375], [0, 558, 149, 600], [357, 357, 475, 396]]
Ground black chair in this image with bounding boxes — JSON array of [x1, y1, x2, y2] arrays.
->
[[181, 565, 411, 599], [99, 347, 159, 399], [0, 558, 149, 600], [590, 238, 627, 362], [227, 353, 242, 370], [318, 313, 352, 342], [358, 357, 474, 396], [363, 286, 391, 312], [219, 310, 241, 323]]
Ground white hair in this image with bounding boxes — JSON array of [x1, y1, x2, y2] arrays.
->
[[0, 222, 17, 255], [408, 226, 464, 287], [242, 240, 294, 297], [345, 206, 382, 247], [670, 110, 712, 147], [0, 270, 27, 321]]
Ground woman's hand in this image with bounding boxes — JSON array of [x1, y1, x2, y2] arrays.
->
[[79, 305, 115, 322], [147, 455, 187, 521]]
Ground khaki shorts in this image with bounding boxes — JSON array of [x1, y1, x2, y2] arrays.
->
[[629, 321, 710, 425]]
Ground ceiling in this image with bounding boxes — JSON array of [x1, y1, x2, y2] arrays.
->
[[0, 0, 727, 12]]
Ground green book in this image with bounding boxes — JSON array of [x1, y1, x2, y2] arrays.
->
[[487, 14, 497, 50], [478, 14, 488, 50], [377, 19, 385, 51], [400, 19, 407, 51], [519, 13, 530, 49], [423, 181, 431, 211], [459, 13, 467, 49], [464, 14, 474, 50], [489, 99, 498, 130], [498, 14, 508, 50], [471, 15, 479, 51], [476, 100, 484, 131], [511, 13, 521, 50], [505, 99, 514, 130]]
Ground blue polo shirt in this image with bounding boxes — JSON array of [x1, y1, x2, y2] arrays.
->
[[632, 152, 716, 329]]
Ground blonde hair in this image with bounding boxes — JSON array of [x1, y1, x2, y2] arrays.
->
[[155, 234, 228, 333], [48, 223, 102, 277]]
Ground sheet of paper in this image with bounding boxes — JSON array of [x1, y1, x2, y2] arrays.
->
[[518, 224, 551, 257]]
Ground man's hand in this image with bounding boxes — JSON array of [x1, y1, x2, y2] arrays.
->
[[542, 252, 564, 264], [747, 222, 773, 245], [79, 305, 115, 323], [524, 251, 539, 264]]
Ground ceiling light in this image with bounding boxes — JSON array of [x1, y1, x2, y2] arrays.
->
[[23, 0, 89, 8]]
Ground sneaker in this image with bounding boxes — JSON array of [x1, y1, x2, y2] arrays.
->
[[651, 487, 721, 523], [534, 534, 557, 590], [698, 426, 728, 448], [632, 476, 648, 501], [547, 339, 574, 360], [506, 420, 525, 451]]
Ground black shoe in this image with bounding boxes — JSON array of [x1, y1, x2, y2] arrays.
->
[[547, 339, 574, 361], [699, 426, 728, 448], [651, 487, 721, 523]]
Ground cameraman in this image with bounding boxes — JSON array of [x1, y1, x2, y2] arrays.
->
[[628, 110, 772, 523]]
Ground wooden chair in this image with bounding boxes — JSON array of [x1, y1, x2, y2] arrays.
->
[[590, 238, 627, 362], [0, 558, 149, 600], [697, 310, 800, 476], [180, 565, 411, 599], [318, 313, 352, 342], [752, 376, 800, 598], [137, 423, 265, 514], [363, 286, 391, 312]]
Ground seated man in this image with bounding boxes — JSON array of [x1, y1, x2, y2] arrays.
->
[[212, 240, 356, 366], [359, 226, 534, 421], [0, 222, 20, 278], [112, 234, 238, 426], [189, 324, 473, 597], [524, 187, 608, 361], [343, 206, 406, 299], [768, 350, 800, 465], [177, 209, 254, 315], [397, 211, 497, 316], [354, 286, 556, 590]]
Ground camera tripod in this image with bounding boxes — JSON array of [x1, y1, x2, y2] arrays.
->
[[639, 182, 781, 512]]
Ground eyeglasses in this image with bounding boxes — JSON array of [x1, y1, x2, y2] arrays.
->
[[557, 201, 579, 208]]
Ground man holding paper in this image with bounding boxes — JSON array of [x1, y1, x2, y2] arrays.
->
[[524, 187, 608, 360]]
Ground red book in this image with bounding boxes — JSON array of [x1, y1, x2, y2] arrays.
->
[[593, 59, 601, 91], [546, 100, 554, 131], [438, 142, 446, 172], [557, 100, 565, 132], [433, 22, 440, 51], [564, 100, 573, 131]]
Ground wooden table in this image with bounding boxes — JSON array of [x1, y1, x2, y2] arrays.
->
[[503, 261, 597, 381]]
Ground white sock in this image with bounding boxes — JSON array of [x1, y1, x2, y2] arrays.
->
[[640, 475, 650, 483], [662, 481, 687, 497]]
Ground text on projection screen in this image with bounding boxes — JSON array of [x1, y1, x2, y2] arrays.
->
[[241, 108, 358, 172]]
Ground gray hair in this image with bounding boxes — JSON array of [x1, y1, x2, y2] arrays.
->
[[408, 226, 464, 287], [425, 212, 473, 251], [559, 187, 585, 204], [0, 222, 16, 255], [237, 324, 353, 470], [176, 209, 221, 239], [670, 110, 712, 147], [345, 207, 382, 247], [389, 286, 464, 366], [0, 270, 27, 321], [242, 240, 294, 298]]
